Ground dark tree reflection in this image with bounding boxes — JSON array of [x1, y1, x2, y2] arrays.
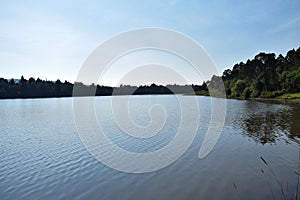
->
[[241, 110, 291, 144], [288, 106, 300, 142], [233, 101, 300, 144]]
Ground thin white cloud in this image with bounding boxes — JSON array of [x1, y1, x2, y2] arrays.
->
[[0, 7, 98, 81], [273, 15, 300, 33]]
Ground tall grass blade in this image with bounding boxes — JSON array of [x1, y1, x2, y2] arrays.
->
[[260, 156, 268, 165]]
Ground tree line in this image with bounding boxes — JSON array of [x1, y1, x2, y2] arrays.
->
[[0, 76, 207, 99], [207, 47, 300, 98], [0, 46, 299, 99]]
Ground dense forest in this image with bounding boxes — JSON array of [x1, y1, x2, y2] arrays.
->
[[0, 47, 299, 99], [207, 47, 300, 99], [0, 75, 206, 99]]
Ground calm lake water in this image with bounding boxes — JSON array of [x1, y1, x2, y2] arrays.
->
[[1, 95, 300, 200]]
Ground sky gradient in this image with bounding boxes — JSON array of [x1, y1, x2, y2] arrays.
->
[[0, 0, 299, 85]]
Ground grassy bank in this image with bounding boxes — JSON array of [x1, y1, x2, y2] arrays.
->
[[254, 92, 300, 105], [278, 93, 300, 99], [251, 97, 300, 105], [192, 91, 300, 105]]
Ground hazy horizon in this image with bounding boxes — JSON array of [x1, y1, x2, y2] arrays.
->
[[0, 0, 299, 86]]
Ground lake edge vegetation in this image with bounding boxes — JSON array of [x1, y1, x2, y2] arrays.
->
[[208, 46, 300, 99], [0, 46, 299, 100]]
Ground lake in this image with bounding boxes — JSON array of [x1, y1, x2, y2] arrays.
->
[[1, 95, 300, 200]]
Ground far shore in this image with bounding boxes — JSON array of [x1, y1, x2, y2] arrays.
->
[[1, 91, 300, 106], [189, 91, 300, 105]]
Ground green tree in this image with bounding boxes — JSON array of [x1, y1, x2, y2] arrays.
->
[[233, 80, 246, 97]]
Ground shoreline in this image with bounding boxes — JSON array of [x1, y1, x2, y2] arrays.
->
[[1, 93, 300, 106], [249, 97, 300, 105], [190, 92, 300, 105]]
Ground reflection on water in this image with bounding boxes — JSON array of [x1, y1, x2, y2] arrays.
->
[[232, 101, 300, 144], [1, 96, 300, 200], [289, 106, 300, 142]]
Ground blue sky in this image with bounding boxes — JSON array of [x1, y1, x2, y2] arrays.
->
[[0, 0, 299, 85]]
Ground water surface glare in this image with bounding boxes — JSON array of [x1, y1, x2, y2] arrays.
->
[[1, 95, 300, 200]]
